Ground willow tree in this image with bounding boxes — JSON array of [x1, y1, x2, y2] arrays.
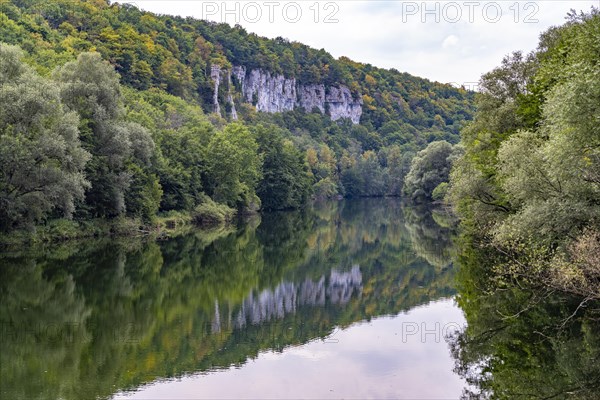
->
[[404, 140, 459, 202], [0, 43, 89, 230], [54, 52, 158, 219], [449, 9, 600, 298]]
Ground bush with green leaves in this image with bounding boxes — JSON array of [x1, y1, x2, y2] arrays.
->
[[192, 197, 235, 226], [432, 182, 449, 202]]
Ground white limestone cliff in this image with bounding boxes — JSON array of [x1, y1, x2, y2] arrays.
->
[[210, 65, 221, 115], [227, 69, 238, 120], [214, 64, 363, 124]]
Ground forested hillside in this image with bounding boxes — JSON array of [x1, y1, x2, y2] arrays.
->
[[0, 0, 474, 236]]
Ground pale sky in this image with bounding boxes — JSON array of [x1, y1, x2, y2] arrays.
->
[[125, 1, 599, 85]]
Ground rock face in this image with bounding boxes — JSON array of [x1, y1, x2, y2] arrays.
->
[[210, 65, 222, 115], [210, 65, 239, 120], [298, 84, 326, 114], [211, 64, 363, 124], [227, 69, 238, 120], [326, 86, 364, 123], [238, 68, 297, 113]]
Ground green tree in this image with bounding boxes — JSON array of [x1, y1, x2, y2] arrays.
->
[[124, 88, 212, 211], [404, 141, 458, 202], [449, 52, 537, 224], [0, 43, 89, 230], [431, 182, 449, 202], [341, 150, 385, 197], [450, 9, 600, 299], [54, 51, 156, 218], [254, 124, 311, 210], [357, 151, 385, 196], [206, 123, 262, 210], [382, 145, 409, 196]]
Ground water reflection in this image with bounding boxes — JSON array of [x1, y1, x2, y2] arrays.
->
[[227, 265, 362, 332], [115, 300, 465, 400], [449, 237, 600, 399], [0, 199, 460, 400]]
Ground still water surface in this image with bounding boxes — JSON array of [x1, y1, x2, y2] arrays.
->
[[0, 199, 465, 399], [114, 300, 464, 399]]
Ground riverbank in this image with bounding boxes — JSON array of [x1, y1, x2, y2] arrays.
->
[[0, 195, 455, 248], [0, 215, 180, 248], [0, 202, 237, 248]]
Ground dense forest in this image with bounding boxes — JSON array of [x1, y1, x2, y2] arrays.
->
[[4, 3, 600, 396], [438, 11, 600, 397], [0, 0, 474, 237], [449, 9, 600, 312]]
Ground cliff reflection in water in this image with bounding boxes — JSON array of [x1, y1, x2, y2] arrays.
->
[[0, 199, 456, 400], [223, 265, 362, 333]]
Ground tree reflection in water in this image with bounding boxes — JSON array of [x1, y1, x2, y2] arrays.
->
[[0, 199, 458, 400], [450, 236, 600, 399]]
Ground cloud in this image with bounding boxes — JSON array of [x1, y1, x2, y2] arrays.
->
[[442, 34, 459, 49]]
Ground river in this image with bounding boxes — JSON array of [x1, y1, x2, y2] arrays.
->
[[0, 199, 468, 399]]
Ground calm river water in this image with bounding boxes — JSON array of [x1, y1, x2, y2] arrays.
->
[[0, 199, 468, 399]]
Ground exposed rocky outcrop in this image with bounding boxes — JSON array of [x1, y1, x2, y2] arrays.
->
[[298, 84, 326, 113], [227, 69, 238, 120], [326, 86, 363, 124], [238, 68, 297, 113], [210, 65, 221, 115], [211, 64, 363, 124], [210, 65, 238, 120]]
